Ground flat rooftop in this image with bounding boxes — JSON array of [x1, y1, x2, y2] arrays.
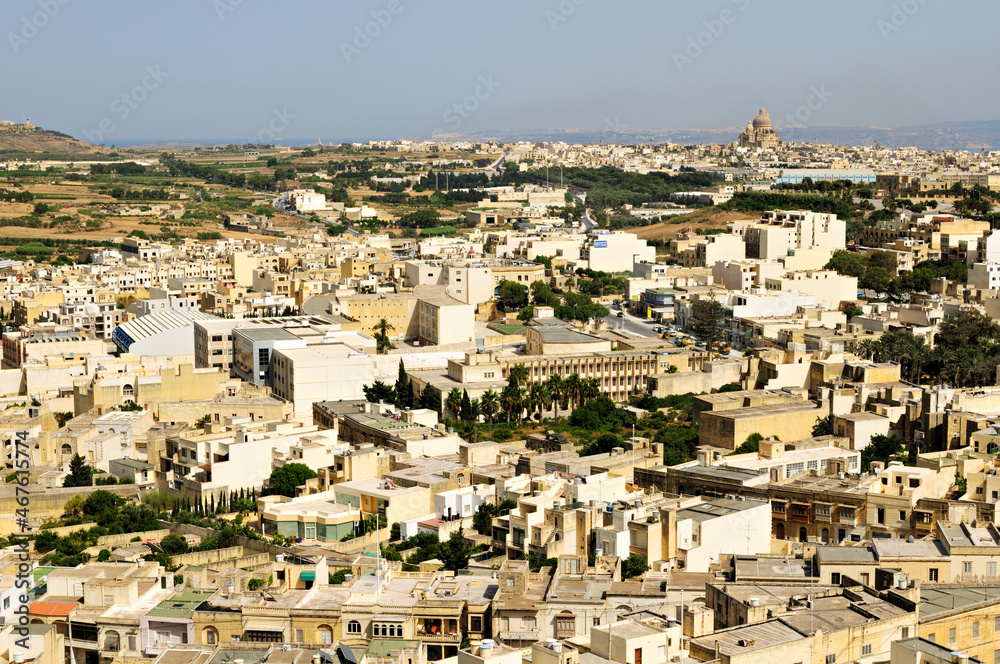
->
[[920, 585, 1000, 618]]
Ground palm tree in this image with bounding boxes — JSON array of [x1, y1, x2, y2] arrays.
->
[[373, 318, 395, 355], [470, 399, 482, 423], [508, 363, 529, 389], [500, 385, 520, 423], [480, 389, 499, 424], [446, 387, 463, 418], [529, 384, 551, 420], [564, 373, 582, 409], [546, 374, 565, 418], [582, 377, 600, 403]]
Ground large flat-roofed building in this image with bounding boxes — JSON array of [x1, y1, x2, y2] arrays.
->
[[776, 168, 877, 184], [414, 286, 475, 346], [698, 401, 824, 450], [232, 317, 374, 387], [271, 343, 375, 418], [112, 309, 218, 357]]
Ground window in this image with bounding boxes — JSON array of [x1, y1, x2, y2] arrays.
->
[[295, 630, 303, 643], [876, 508, 885, 524], [500, 617, 509, 631], [470, 616, 482, 632], [928, 633, 935, 643], [347, 621, 361, 634], [898, 510, 906, 521], [949, 627, 957, 644], [964, 562, 973, 574], [901, 627, 909, 639], [826, 655, 836, 664], [155, 631, 171, 645], [989, 562, 997, 577], [318, 626, 332, 644], [994, 650, 1000, 664], [557, 616, 575, 632], [929, 568, 938, 582], [974, 621, 981, 638], [205, 628, 218, 645], [861, 645, 872, 656], [522, 616, 535, 630], [996, 616, 1000, 632], [830, 573, 841, 585]]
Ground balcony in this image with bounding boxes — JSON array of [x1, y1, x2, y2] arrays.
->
[[789, 503, 811, 524], [415, 618, 460, 642], [813, 502, 833, 523]]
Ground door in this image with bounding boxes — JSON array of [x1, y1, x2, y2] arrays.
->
[[635, 648, 642, 664]]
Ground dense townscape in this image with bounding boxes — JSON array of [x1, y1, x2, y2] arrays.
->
[[5, 106, 1000, 664]]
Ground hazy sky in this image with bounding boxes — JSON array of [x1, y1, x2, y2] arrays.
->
[[2, 0, 997, 143]]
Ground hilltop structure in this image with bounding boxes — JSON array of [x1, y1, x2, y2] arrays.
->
[[738, 105, 780, 149]]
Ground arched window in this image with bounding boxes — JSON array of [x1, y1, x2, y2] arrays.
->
[[347, 620, 361, 635], [204, 627, 218, 645], [61, 443, 73, 456], [988, 442, 999, 454], [317, 625, 332, 644], [123, 384, 134, 397], [104, 630, 120, 651]]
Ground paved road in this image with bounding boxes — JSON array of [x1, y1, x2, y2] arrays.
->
[[604, 310, 660, 337]]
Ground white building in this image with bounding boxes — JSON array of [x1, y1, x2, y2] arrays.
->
[[290, 189, 328, 212], [586, 231, 655, 273], [435, 484, 495, 521], [674, 498, 771, 573], [271, 343, 375, 418]]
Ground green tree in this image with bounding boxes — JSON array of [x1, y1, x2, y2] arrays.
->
[[160, 534, 189, 555], [419, 382, 440, 412], [446, 387, 463, 417], [813, 414, 835, 437], [268, 463, 318, 497], [63, 453, 94, 488], [508, 363, 529, 389], [691, 296, 727, 351], [374, 318, 395, 354], [439, 527, 472, 572], [472, 501, 498, 535], [363, 380, 395, 403], [394, 359, 413, 409], [480, 389, 499, 423], [861, 434, 905, 471], [497, 281, 529, 312], [459, 389, 475, 422], [622, 553, 650, 579], [730, 432, 763, 455]]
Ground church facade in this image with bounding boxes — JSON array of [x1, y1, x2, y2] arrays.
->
[[738, 106, 780, 149]]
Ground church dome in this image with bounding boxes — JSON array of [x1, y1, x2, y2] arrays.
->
[[752, 105, 772, 128]]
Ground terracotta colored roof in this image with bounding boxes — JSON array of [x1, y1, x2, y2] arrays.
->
[[30, 602, 77, 617]]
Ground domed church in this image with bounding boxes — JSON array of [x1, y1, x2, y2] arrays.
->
[[737, 105, 780, 149]]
